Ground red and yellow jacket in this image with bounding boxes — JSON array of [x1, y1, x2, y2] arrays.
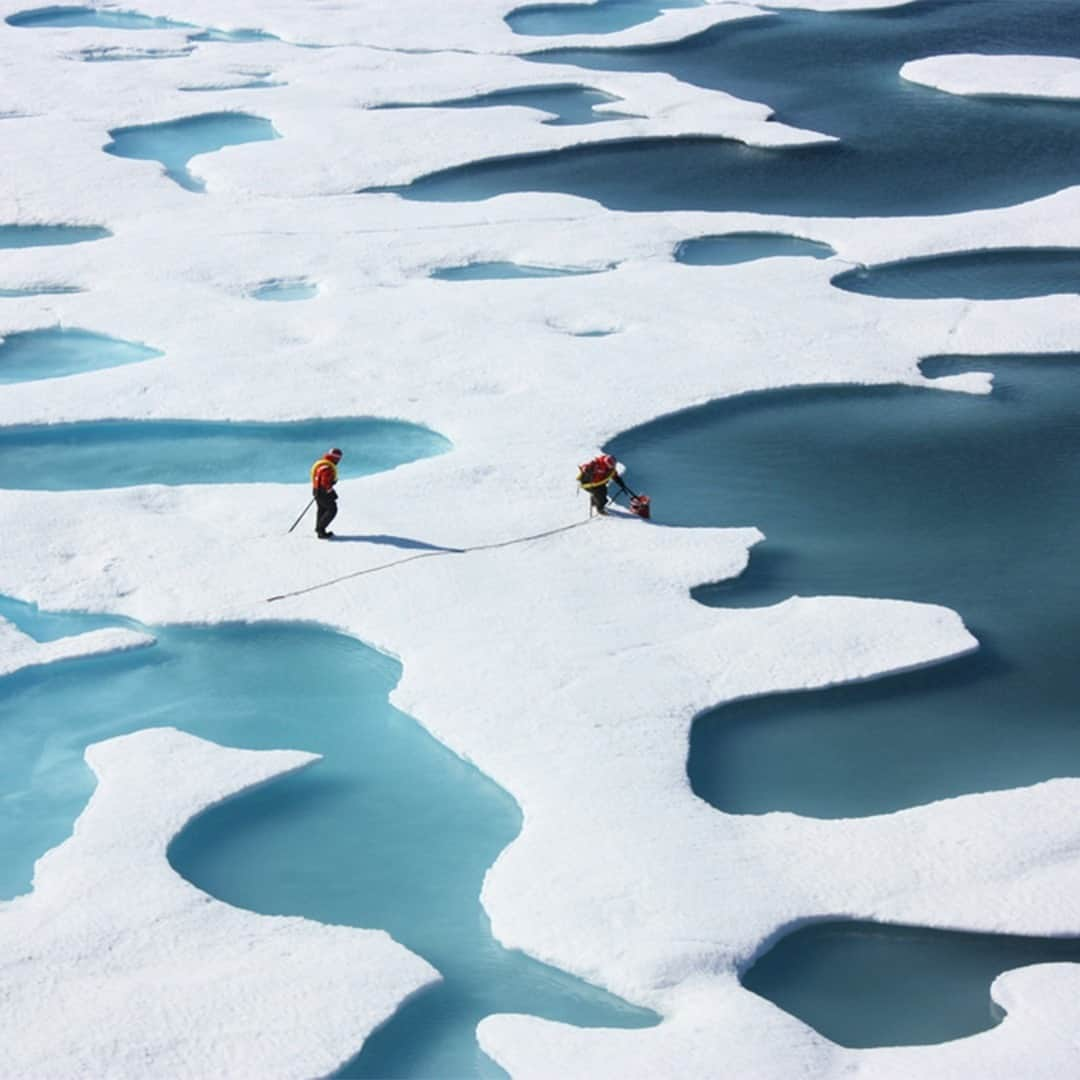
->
[[311, 457, 338, 492], [577, 454, 617, 490]]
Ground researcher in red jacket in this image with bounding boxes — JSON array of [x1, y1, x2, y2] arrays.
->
[[311, 447, 343, 539], [577, 453, 628, 515]]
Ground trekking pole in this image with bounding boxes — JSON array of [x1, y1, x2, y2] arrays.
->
[[287, 497, 315, 534]]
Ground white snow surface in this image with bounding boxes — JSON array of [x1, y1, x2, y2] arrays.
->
[[2, 0, 1080, 1077], [902, 54, 1080, 101], [0, 616, 153, 676]]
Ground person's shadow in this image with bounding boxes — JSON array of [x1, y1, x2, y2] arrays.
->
[[328, 534, 464, 553]]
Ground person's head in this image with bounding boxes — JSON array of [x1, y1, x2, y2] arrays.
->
[[327, 447, 343, 463], [600, 454, 616, 470]]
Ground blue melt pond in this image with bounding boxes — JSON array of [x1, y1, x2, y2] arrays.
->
[[0, 285, 81, 297], [5, 6, 277, 40], [5, 5, 191, 29], [743, 920, 1080, 1047], [676, 233, 835, 265], [0, 418, 450, 490], [832, 248, 1080, 299], [0, 328, 161, 384], [0, 224, 109, 248], [0, 607, 657, 1076], [252, 280, 318, 301], [103, 113, 279, 193], [432, 262, 605, 281], [609, 355, 1080, 818], [506, 0, 701, 36]]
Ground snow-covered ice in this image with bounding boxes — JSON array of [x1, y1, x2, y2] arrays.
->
[[902, 54, 1080, 102], [2, 0, 1080, 1075]]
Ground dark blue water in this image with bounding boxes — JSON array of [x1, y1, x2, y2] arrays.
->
[[0, 418, 449, 490], [0, 224, 109, 248], [0, 607, 656, 1076], [833, 248, 1080, 298], [0, 327, 161, 384], [103, 113, 279, 192], [609, 355, 1080, 817], [380, 0, 1080, 217], [376, 85, 635, 125], [506, 0, 701, 36], [743, 920, 1080, 1046], [431, 261, 606, 281], [676, 232, 835, 265]]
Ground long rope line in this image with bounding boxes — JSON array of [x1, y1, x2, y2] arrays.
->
[[265, 518, 595, 603]]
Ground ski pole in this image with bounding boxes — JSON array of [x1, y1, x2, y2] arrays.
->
[[287, 497, 315, 534]]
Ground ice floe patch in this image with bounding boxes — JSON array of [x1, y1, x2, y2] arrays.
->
[[180, 69, 284, 91], [0, 223, 109, 248], [431, 260, 612, 280], [5, 5, 194, 30], [0, 615, 153, 678], [902, 54, 1080, 101], [0, 283, 81, 296]]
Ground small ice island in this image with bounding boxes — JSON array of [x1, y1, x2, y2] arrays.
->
[[902, 54, 1080, 101]]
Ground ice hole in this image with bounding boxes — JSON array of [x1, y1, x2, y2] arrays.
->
[[0, 417, 450, 489], [0, 327, 160, 384], [103, 112, 279, 192], [675, 232, 835, 265], [743, 920, 1080, 1047], [831, 248, 1080, 299]]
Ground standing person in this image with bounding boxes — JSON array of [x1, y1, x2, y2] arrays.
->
[[311, 447, 343, 539], [577, 453, 628, 516]]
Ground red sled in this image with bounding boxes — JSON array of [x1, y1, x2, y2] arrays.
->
[[629, 494, 651, 519]]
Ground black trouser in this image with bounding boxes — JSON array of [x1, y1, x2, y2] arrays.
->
[[314, 489, 338, 535], [589, 484, 608, 512]]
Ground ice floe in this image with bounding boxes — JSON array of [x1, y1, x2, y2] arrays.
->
[[902, 54, 1080, 102]]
